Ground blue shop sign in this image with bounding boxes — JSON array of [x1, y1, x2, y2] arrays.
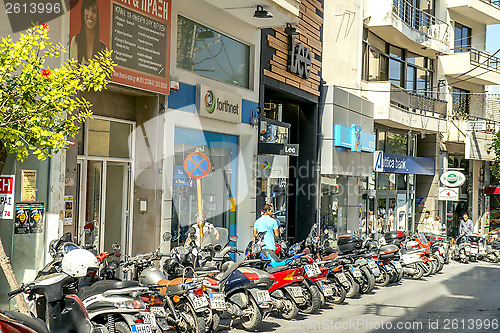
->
[[333, 124, 375, 153], [373, 151, 435, 175]]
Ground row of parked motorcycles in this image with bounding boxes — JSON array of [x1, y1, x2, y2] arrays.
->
[[452, 230, 500, 263], [0, 224, 451, 333]]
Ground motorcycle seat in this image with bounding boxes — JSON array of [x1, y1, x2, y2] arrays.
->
[[78, 280, 139, 300], [262, 249, 287, 263], [2, 310, 49, 333], [266, 266, 291, 274], [195, 266, 218, 272]]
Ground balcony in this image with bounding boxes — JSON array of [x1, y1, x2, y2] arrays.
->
[[447, 0, 500, 25], [364, 0, 450, 56], [439, 48, 500, 85], [361, 81, 447, 133], [205, 0, 300, 28], [445, 115, 499, 160]]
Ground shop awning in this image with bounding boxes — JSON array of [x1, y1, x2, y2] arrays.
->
[[485, 187, 500, 194]]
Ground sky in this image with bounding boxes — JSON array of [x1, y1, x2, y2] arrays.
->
[[486, 25, 500, 95]]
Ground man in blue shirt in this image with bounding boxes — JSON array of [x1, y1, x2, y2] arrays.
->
[[254, 204, 279, 249]]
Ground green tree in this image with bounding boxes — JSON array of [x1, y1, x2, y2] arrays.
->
[[491, 130, 500, 185], [0, 24, 114, 314]]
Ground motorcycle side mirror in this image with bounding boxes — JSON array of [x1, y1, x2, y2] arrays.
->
[[61, 232, 72, 242], [84, 223, 94, 231], [163, 232, 172, 242], [229, 235, 238, 242]]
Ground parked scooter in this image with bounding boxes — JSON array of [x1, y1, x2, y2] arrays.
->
[[453, 234, 472, 263], [190, 228, 274, 331], [3, 249, 106, 333]]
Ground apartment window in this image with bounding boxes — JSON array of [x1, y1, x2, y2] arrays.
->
[[176, 16, 250, 88], [454, 22, 471, 53], [452, 87, 470, 116], [362, 32, 433, 94]]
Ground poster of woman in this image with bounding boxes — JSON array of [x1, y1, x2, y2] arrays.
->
[[69, 0, 109, 63]]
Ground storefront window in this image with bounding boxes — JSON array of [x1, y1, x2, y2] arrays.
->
[[176, 16, 250, 88], [378, 173, 396, 190], [171, 128, 238, 246], [386, 131, 408, 155]]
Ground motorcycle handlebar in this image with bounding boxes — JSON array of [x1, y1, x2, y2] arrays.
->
[[8, 287, 24, 297]]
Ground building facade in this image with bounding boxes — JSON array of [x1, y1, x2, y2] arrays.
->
[[321, 0, 500, 235]]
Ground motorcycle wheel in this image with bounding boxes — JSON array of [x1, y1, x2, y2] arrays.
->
[[299, 283, 322, 314], [327, 284, 346, 304], [388, 268, 398, 283], [175, 301, 206, 333], [396, 269, 404, 282], [280, 294, 299, 320], [375, 268, 389, 287], [444, 251, 450, 264], [209, 311, 221, 333], [411, 263, 424, 280], [344, 272, 360, 298], [240, 296, 263, 331], [420, 262, 431, 277], [434, 256, 443, 272], [424, 261, 433, 276], [359, 266, 375, 294], [430, 260, 438, 274], [115, 321, 132, 333]]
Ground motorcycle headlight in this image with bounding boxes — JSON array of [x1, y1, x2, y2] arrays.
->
[[253, 244, 262, 254], [114, 299, 146, 310]]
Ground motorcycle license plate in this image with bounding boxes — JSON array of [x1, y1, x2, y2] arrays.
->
[[256, 290, 271, 304], [150, 306, 166, 318], [304, 264, 321, 277], [288, 286, 303, 298], [321, 282, 334, 296], [336, 273, 348, 284], [131, 324, 153, 333], [209, 293, 226, 310], [471, 247, 479, 254], [188, 293, 209, 310], [351, 267, 362, 278], [393, 261, 402, 270], [367, 260, 377, 269], [140, 312, 156, 327]]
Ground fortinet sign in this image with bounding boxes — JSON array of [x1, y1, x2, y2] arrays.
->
[[198, 85, 242, 123]]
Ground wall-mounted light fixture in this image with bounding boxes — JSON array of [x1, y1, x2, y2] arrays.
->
[[284, 23, 300, 36], [254, 5, 273, 18]]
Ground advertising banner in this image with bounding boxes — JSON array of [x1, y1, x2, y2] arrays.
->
[[21, 170, 36, 201], [198, 85, 242, 123], [373, 151, 435, 175], [14, 202, 44, 234], [70, 0, 172, 95]]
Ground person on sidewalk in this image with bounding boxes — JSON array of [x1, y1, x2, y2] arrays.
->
[[459, 213, 474, 236], [420, 210, 434, 233], [254, 204, 279, 249]]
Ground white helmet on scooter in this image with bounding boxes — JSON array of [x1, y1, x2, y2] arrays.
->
[[61, 249, 99, 277]]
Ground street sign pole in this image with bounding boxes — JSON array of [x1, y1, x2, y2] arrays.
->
[[197, 179, 202, 218]]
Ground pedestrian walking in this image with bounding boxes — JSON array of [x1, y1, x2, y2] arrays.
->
[[459, 213, 474, 236], [254, 204, 279, 249], [419, 210, 434, 233]]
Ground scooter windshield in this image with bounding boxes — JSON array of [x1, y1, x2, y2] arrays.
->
[[416, 232, 429, 245], [200, 227, 228, 248]]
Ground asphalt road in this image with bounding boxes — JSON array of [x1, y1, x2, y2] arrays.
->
[[223, 261, 500, 333]]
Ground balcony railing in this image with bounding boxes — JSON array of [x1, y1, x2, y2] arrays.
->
[[389, 83, 447, 117], [452, 47, 500, 73], [480, 0, 500, 8], [450, 114, 500, 134], [392, 0, 449, 45]]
